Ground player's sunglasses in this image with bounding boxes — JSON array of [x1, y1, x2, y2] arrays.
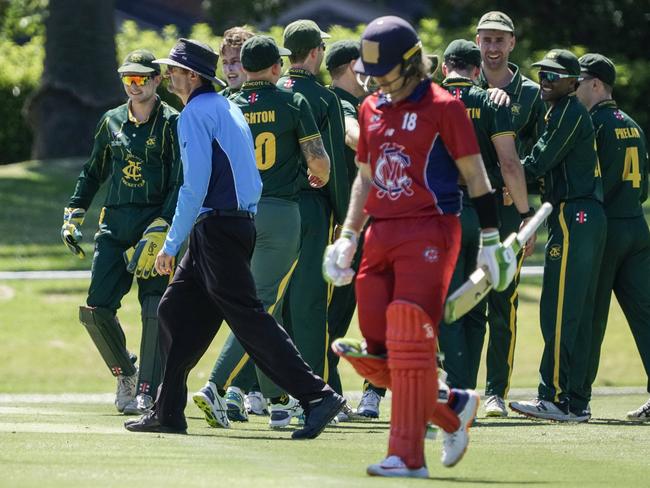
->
[[538, 70, 579, 83], [121, 75, 152, 86]]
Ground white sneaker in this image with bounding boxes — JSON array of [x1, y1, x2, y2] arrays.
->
[[626, 398, 650, 421], [367, 455, 429, 478], [245, 391, 268, 416], [115, 371, 138, 413], [509, 398, 569, 422], [356, 389, 381, 418], [225, 386, 248, 422], [441, 390, 479, 467], [122, 393, 153, 415], [269, 396, 303, 428], [192, 382, 231, 429], [484, 395, 508, 417]]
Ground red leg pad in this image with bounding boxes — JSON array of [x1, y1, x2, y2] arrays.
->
[[385, 300, 438, 469]]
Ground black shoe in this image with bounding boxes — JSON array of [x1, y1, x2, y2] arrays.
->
[[124, 410, 187, 434], [291, 393, 345, 440]]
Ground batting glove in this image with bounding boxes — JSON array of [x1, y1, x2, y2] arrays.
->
[[61, 207, 86, 258], [477, 230, 516, 292], [322, 228, 358, 287], [124, 217, 171, 279]]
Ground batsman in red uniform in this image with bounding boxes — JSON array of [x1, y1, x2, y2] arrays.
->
[[324, 16, 516, 478]]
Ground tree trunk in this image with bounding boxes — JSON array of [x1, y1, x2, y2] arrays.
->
[[26, 0, 124, 160]]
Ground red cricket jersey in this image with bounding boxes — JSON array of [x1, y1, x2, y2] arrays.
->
[[357, 80, 480, 219]]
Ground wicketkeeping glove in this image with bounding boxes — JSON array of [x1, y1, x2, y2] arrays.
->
[[61, 207, 86, 258], [476, 230, 516, 292], [124, 217, 171, 279], [322, 229, 358, 287]]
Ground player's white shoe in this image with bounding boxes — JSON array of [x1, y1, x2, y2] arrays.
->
[[441, 390, 479, 467], [269, 396, 303, 428], [509, 398, 569, 422], [122, 393, 153, 415], [356, 389, 381, 418], [484, 395, 508, 417], [192, 383, 231, 429], [367, 455, 429, 478], [626, 398, 650, 421], [225, 386, 248, 422], [245, 391, 268, 416], [115, 371, 138, 413]]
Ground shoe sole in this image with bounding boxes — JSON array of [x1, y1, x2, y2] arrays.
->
[[192, 393, 230, 429], [484, 409, 508, 418], [444, 392, 479, 468], [509, 402, 569, 422], [269, 415, 293, 429], [292, 395, 345, 439], [367, 466, 429, 478], [356, 411, 379, 419]]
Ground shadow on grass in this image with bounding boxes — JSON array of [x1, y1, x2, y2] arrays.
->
[[427, 477, 550, 485]]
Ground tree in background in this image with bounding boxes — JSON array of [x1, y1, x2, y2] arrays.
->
[[25, 0, 123, 160]]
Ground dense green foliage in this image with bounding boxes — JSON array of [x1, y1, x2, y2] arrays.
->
[[0, 4, 648, 163]]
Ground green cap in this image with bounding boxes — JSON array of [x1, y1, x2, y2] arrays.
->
[[477, 11, 514, 33], [283, 19, 330, 52], [444, 39, 481, 68], [579, 53, 616, 86], [325, 40, 360, 71], [241, 36, 291, 73], [117, 49, 160, 74], [532, 49, 581, 76]]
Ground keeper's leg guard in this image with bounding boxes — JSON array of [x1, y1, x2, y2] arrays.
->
[[386, 300, 438, 469], [331, 338, 391, 389], [79, 306, 137, 377], [137, 296, 164, 396]]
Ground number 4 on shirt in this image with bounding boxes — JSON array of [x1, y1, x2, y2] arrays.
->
[[622, 146, 641, 188]]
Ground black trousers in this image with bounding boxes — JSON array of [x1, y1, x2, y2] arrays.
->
[[155, 213, 331, 428]]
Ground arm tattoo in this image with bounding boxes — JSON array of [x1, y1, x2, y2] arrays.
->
[[301, 138, 328, 161]]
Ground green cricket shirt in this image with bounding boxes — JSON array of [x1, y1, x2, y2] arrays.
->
[[441, 77, 515, 188], [230, 80, 321, 202], [331, 86, 360, 190], [590, 99, 648, 218], [479, 62, 546, 157], [522, 93, 603, 206], [68, 97, 182, 222], [278, 68, 349, 223]]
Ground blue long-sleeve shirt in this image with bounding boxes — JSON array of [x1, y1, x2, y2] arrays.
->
[[163, 85, 262, 256]]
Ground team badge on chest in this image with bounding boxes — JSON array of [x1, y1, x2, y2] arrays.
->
[[373, 142, 413, 200]]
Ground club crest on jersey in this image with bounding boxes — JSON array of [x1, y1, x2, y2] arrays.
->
[[548, 244, 562, 260], [373, 142, 414, 200], [248, 92, 258, 104], [283, 79, 295, 89], [146, 136, 156, 147], [576, 211, 588, 223], [122, 156, 146, 188]]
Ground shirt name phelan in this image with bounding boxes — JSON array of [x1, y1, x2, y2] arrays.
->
[[245, 110, 276, 124], [614, 127, 640, 140]]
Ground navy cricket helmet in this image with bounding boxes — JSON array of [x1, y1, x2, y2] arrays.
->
[[354, 16, 422, 77]]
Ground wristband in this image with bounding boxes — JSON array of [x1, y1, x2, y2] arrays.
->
[[471, 191, 500, 230], [519, 207, 535, 219], [340, 228, 358, 243]]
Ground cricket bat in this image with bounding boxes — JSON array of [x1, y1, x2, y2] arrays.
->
[[443, 202, 553, 323]]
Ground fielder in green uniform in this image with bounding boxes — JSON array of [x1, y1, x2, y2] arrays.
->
[[219, 26, 255, 98], [274, 20, 348, 417], [61, 50, 181, 415], [193, 36, 331, 428], [575, 54, 650, 421], [475, 11, 547, 416], [438, 40, 531, 396], [509, 49, 606, 422]]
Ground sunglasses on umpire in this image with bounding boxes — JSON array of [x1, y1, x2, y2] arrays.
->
[[538, 70, 579, 83], [121, 75, 152, 86]]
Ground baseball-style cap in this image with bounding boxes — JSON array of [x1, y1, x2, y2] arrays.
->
[[444, 39, 481, 68], [532, 49, 581, 76], [477, 11, 515, 33], [154, 38, 226, 87], [241, 36, 291, 73], [579, 53, 616, 86], [354, 16, 422, 77], [118, 49, 160, 74], [283, 19, 330, 52], [325, 40, 360, 71]]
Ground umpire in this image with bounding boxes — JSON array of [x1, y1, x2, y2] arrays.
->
[[510, 50, 606, 422], [124, 38, 344, 436], [575, 54, 650, 421]]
